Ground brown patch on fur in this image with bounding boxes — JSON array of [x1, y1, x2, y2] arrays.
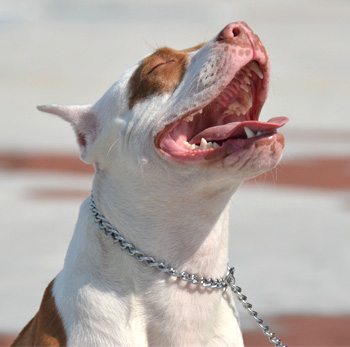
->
[[128, 47, 189, 109], [12, 280, 66, 347]]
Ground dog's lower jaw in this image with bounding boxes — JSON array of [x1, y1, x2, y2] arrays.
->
[[52, 176, 244, 346]]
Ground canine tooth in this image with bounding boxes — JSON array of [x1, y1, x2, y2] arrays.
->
[[244, 126, 255, 139], [240, 84, 250, 93], [199, 138, 208, 150], [250, 62, 263, 79]]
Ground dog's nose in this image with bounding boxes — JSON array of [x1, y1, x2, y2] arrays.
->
[[216, 22, 268, 65], [216, 22, 254, 43], [217, 23, 242, 41], [217, 23, 244, 40]]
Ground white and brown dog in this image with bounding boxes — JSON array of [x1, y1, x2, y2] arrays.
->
[[13, 22, 288, 346]]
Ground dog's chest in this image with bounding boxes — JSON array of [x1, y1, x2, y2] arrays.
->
[[62, 280, 241, 346]]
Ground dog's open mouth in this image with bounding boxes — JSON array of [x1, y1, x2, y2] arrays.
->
[[156, 60, 288, 162]]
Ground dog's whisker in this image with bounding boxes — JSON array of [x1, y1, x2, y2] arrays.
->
[[106, 138, 119, 158]]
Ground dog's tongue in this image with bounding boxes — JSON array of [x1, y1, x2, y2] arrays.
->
[[189, 116, 289, 144]]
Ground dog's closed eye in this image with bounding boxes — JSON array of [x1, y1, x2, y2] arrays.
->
[[129, 47, 188, 109], [145, 59, 176, 75]]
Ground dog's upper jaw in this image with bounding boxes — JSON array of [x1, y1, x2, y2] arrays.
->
[[147, 23, 288, 180]]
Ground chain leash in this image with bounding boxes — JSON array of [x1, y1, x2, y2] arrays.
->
[[225, 267, 286, 347], [90, 193, 286, 347]]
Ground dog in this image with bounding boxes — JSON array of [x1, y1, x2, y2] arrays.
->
[[12, 22, 288, 346]]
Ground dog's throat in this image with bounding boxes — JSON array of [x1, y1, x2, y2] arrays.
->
[[90, 192, 228, 289], [89, 192, 286, 347]]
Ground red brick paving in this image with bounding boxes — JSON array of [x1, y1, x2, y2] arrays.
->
[[28, 188, 90, 200], [243, 315, 350, 346], [2, 315, 350, 346], [0, 153, 94, 175], [0, 335, 14, 347], [258, 157, 350, 190]]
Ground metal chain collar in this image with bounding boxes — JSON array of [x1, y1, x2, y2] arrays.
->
[[90, 193, 286, 347]]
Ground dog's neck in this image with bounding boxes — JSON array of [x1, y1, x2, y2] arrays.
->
[[90, 168, 241, 280], [55, 169, 243, 346]]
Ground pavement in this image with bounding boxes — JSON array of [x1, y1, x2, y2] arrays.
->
[[1, 1, 350, 346]]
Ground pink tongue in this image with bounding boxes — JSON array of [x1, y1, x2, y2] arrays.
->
[[189, 116, 289, 144]]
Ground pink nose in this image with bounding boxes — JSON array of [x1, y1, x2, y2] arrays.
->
[[216, 22, 245, 41]]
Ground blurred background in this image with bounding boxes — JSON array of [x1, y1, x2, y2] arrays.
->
[[1, 0, 349, 345]]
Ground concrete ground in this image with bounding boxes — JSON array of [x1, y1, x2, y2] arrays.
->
[[1, 1, 349, 346]]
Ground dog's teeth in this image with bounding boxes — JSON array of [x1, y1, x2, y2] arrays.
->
[[244, 127, 255, 139], [199, 138, 208, 150], [240, 84, 250, 93], [183, 141, 196, 150], [207, 141, 213, 149], [248, 95, 253, 109], [250, 62, 263, 79], [184, 109, 204, 122], [244, 67, 253, 78], [213, 142, 220, 148], [256, 131, 263, 136], [184, 114, 194, 122]]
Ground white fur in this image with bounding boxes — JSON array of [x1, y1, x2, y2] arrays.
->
[[39, 24, 284, 346]]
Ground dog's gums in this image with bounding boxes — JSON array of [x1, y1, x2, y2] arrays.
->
[[157, 60, 288, 162]]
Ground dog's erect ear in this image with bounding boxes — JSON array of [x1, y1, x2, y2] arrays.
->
[[37, 104, 99, 164]]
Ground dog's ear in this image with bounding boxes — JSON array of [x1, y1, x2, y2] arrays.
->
[[37, 104, 99, 164]]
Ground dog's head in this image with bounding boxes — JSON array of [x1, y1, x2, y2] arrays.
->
[[39, 22, 288, 189]]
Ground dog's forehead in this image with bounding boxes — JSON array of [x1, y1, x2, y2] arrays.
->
[[128, 43, 205, 109]]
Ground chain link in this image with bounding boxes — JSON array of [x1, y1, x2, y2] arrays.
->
[[90, 193, 286, 347], [90, 194, 228, 289], [225, 267, 286, 347]]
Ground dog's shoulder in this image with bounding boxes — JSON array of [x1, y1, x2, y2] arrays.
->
[[12, 280, 66, 347]]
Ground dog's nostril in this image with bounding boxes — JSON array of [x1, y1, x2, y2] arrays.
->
[[232, 27, 240, 37]]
